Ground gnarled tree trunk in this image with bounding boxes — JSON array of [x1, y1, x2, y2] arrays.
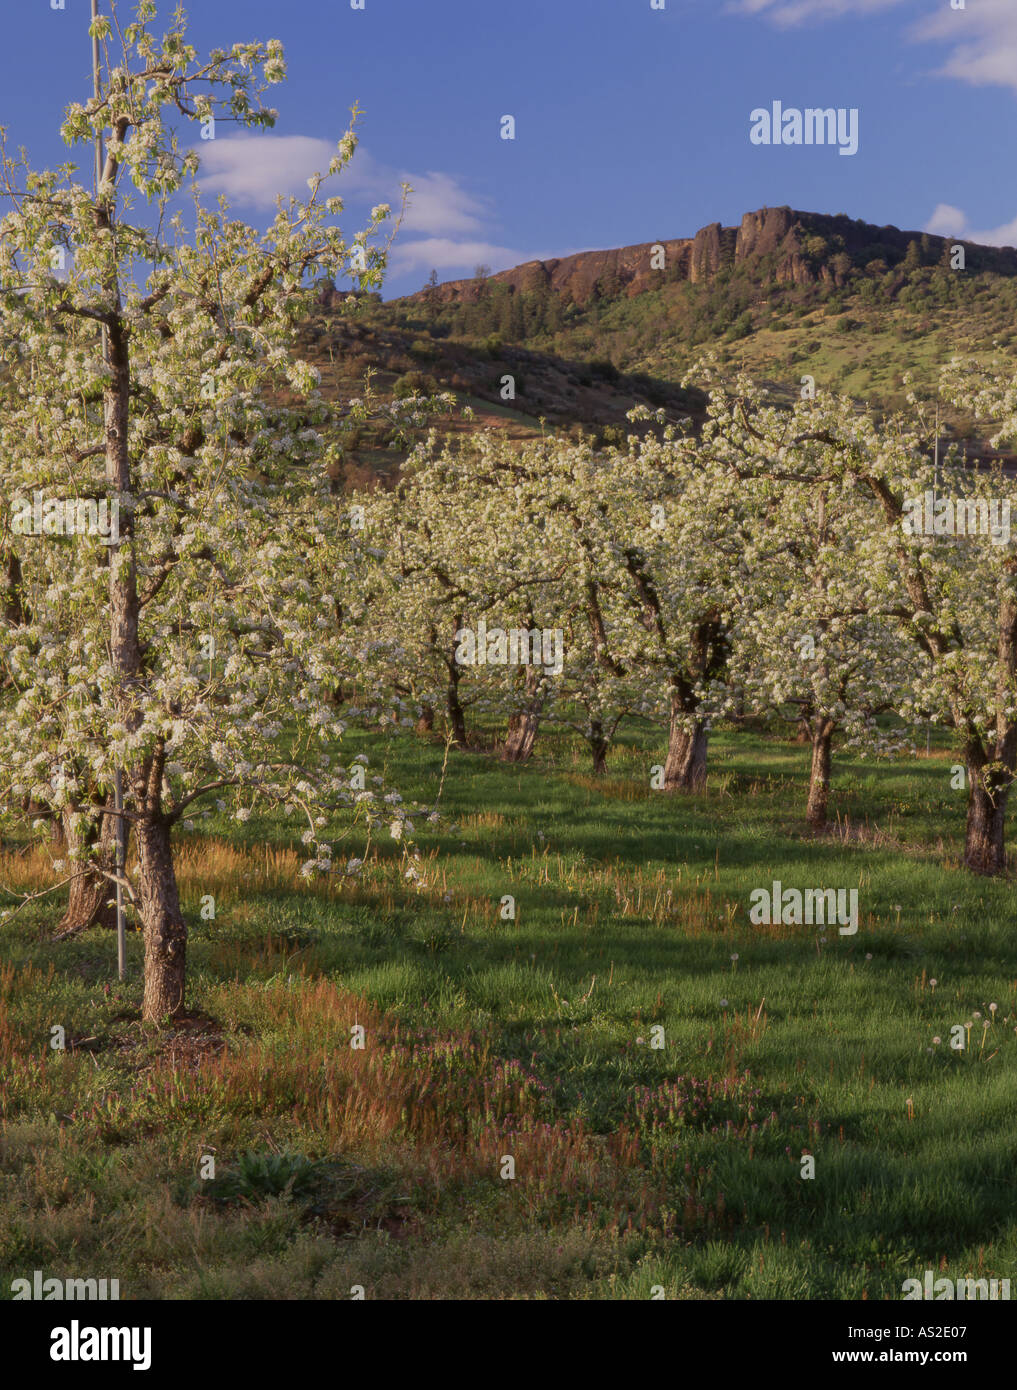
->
[[588, 718, 609, 776], [444, 616, 470, 747], [502, 666, 545, 763], [56, 805, 118, 936], [502, 708, 541, 763], [806, 720, 836, 829], [137, 815, 187, 1022], [663, 695, 708, 791], [446, 668, 468, 747], [964, 751, 1011, 875]]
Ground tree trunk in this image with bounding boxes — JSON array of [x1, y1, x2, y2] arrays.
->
[[56, 806, 118, 936], [502, 709, 541, 763], [443, 617, 470, 748], [137, 816, 187, 1022], [501, 667, 545, 763], [446, 670, 468, 747], [19, 797, 63, 846], [415, 704, 435, 735], [663, 698, 708, 791], [806, 721, 835, 829], [964, 762, 1010, 875], [3, 548, 28, 625], [588, 719, 609, 776]]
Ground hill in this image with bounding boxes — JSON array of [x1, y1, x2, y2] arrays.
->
[[297, 207, 1017, 479], [400, 206, 1017, 308]]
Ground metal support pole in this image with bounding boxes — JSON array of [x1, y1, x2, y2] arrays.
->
[[115, 769, 126, 979], [927, 401, 939, 758], [93, 1, 126, 977]]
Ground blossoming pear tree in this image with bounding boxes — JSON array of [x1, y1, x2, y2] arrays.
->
[[355, 431, 565, 752], [600, 411, 754, 790], [694, 362, 1017, 872], [0, 0, 427, 1019], [733, 464, 919, 827], [494, 433, 650, 773]]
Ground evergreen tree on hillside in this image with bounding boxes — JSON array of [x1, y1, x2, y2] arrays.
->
[[509, 290, 526, 341], [544, 292, 564, 334]]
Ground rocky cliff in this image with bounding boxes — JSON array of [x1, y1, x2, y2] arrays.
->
[[401, 206, 1017, 309]]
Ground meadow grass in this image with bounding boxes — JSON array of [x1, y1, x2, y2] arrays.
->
[[1, 719, 1015, 1300]]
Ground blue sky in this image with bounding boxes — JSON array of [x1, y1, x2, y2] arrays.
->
[[3, 0, 1015, 297]]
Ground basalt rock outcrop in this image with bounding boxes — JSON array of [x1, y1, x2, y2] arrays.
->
[[402, 206, 1017, 309]]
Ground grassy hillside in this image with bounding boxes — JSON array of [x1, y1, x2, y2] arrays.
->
[[295, 296, 702, 490], [376, 223, 1017, 453]]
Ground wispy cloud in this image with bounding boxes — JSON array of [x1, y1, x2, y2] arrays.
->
[[913, 0, 1017, 91], [925, 202, 1017, 249], [191, 134, 337, 208], [387, 236, 528, 279], [398, 171, 490, 237], [726, 0, 908, 28], [729, 0, 1017, 93], [191, 134, 530, 282]]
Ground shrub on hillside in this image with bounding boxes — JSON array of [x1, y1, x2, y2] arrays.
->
[[392, 370, 439, 399]]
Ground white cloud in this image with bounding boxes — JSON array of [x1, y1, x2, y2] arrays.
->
[[726, 0, 907, 27], [925, 202, 1017, 248], [191, 135, 519, 279], [193, 134, 337, 208], [398, 172, 491, 237], [192, 135, 492, 236], [387, 236, 528, 279], [913, 0, 1017, 92], [729, 0, 1017, 92]]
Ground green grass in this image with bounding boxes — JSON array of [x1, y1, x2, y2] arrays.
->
[[2, 719, 1015, 1300]]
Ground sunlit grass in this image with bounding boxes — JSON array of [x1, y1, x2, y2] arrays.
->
[[1, 720, 1015, 1299]]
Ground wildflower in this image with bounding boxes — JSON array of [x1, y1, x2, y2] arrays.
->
[[932, 1036, 941, 1045]]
